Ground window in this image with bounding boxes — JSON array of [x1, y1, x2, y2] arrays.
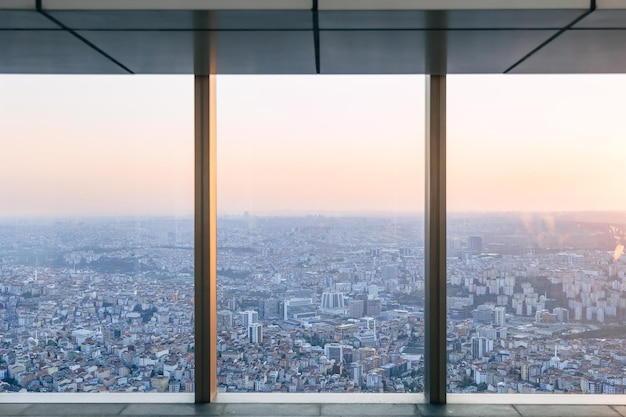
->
[[0, 75, 194, 396], [447, 75, 626, 395], [5, 72, 626, 402], [216, 75, 425, 395]]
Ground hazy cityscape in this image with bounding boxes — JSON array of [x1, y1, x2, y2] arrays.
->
[[2, 212, 626, 394], [0, 217, 195, 393]]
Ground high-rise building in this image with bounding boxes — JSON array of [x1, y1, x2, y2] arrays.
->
[[348, 300, 365, 318], [553, 307, 570, 322], [366, 299, 382, 318], [350, 362, 362, 385], [494, 306, 506, 326], [472, 305, 493, 325], [283, 298, 317, 321], [471, 336, 493, 359], [240, 310, 259, 327], [324, 343, 345, 364], [260, 299, 282, 319], [248, 323, 263, 344], [217, 310, 233, 330], [321, 291, 345, 310]]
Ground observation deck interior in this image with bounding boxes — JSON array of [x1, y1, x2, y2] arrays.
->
[[3, 0, 626, 414]]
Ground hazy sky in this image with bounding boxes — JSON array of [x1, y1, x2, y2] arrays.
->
[[217, 75, 424, 215], [0, 75, 193, 217], [447, 75, 626, 213], [1, 74, 625, 217]]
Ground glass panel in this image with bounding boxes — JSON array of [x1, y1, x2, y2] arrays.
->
[[0, 75, 194, 394], [217, 75, 425, 394], [447, 75, 626, 395]]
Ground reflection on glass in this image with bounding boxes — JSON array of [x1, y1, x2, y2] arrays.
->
[[217, 75, 425, 393], [447, 75, 626, 394], [0, 75, 194, 393]]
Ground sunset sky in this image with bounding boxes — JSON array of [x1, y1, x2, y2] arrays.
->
[[1, 74, 625, 217], [0, 75, 193, 217]]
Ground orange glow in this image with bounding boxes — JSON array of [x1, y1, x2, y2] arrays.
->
[[217, 75, 425, 215], [610, 226, 626, 261], [0, 75, 193, 217], [3, 74, 626, 217], [448, 75, 626, 213]]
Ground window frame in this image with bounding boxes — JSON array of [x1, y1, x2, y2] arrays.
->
[[194, 75, 442, 403], [195, 74, 626, 405]]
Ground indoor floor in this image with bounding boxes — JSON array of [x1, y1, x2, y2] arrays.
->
[[1, 403, 626, 417]]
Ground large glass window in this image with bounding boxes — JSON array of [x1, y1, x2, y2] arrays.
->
[[12, 72, 626, 401], [0, 75, 194, 394], [216, 75, 425, 394], [447, 75, 626, 395]]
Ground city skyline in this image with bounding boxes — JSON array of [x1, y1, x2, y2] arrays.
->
[[4, 211, 626, 394], [4, 73, 626, 395], [2, 74, 626, 216]]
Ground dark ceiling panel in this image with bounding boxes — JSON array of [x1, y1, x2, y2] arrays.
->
[[445, 29, 557, 73], [78, 30, 315, 74], [214, 31, 315, 73], [445, 9, 587, 28], [49, 10, 202, 29], [49, 10, 312, 30], [320, 11, 426, 29], [0, 10, 59, 28], [320, 30, 557, 74], [76, 31, 200, 73], [0, 30, 127, 73], [3, 8, 624, 74], [574, 9, 626, 28], [320, 31, 425, 73], [210, 10, 312, 29], [319, 9, 587, 29], [512, 29, 626, 73]]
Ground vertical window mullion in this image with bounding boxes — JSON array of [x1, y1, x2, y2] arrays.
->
[[425, 74, 447, 404], [195, 74, 218, 403]]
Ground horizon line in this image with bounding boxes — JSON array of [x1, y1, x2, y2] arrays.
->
[[2, 209, 626, 221]]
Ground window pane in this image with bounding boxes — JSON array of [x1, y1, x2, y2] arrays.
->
[[217, 75, 425, 394], [447, 75, 626, 395], [0, 75, 194, 395]]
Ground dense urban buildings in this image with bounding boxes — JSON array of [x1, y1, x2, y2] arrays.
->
[[216, 215, 425, 393], [0, 218, 195, 393], [446, 212, 626, 394], [2, 211, 626, 395]]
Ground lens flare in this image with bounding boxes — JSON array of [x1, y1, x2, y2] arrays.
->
[[614, 243, 624, 262], [610, 226, 626, 262]]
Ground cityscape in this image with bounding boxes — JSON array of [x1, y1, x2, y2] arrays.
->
[[1, 212, 626, 395], [0, 217, 195, 393]]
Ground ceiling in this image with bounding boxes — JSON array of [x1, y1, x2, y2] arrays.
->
[[1, 0, 625, 74]]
